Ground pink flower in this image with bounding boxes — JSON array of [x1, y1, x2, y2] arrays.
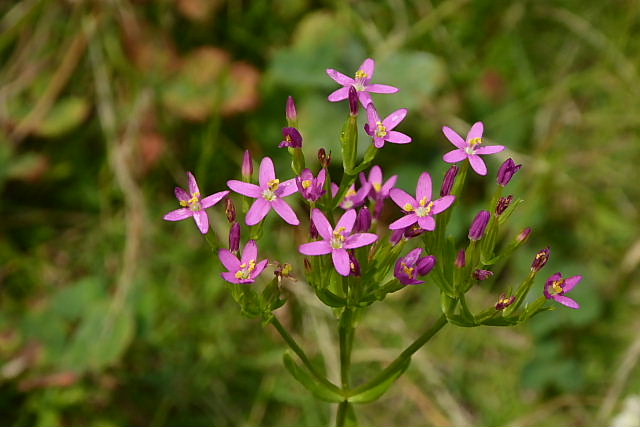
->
[[360, 165, 397, 201], [228, 157, 300, 226], [364, 104, 411, 148], [164, 172, 229, 234], [219, 240, 269, 284], [388, 172, 455, 231], [442, 121, 505, 176], [299, 209, 378, 276], [544, 272, 582, 309], [331, 182, 371, 210], [326, 58, 399, 107]]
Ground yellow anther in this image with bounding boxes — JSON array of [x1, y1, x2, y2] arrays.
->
[[375, 121, 388, 138], [551, 279, 565, 295], [469, 137, 483, 146], [346, 188, 357, 198], [373, 182, 382, 192], [268, 179, 280, 191], [404, 203, 414, 212], [355, 69, 368, 79], [301, 179, 312, 189], [402, 263, 415, 278]]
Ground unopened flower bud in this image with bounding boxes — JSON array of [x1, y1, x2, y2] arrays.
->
[[440, 165, 459, 197], [310, 221, 319, 239], [318, 148, 332, 168], [474, 269, 494, 281], [304, 258, 312, 273], [348, 86, 359, 116], [286, 96, 297, 122], [229, 222, 241, 253], [517, 227, 532, 243], [496, 195, 514, 215], [455, 249, 466, 268], [495, 293, 516, 310], [404, 224, 425, 239], [348, 250, 361, 276], [353, 207, 372, 233], [225, 198, 236, 223], [497, 158, 522, 187], [242, 150, 253, 181], [531, 247, 551, 272], [390, 228, 405, 245], [469, 210, 491, 241]]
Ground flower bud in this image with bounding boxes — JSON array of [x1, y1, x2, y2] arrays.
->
[[394, 248, 435, 285], [390, 228, 405, 245], [348, 86, 359, 116], [225, 198, 236, 223], [474, 269, 494, 281], [304, 258, 312, 273], [353, 206, 372, 233], [496, 195, 513, 215], [517, 227, 532, 243], [531, 247, 551, 272], [495, 293, 516, 310], [318, 148, 332, 168], [440, 165, 459, 197], [417, 255, 437, 276], [279, 127, 303, 148], [242, 150, 253, 181], [310, 220, 319, 239], [468, 210, 491, 241], [286, 96, 297, 122], [348, 250, 361, 276], [229, 222, 241, 253], [497, 158, 522, 187], [455, 249, 466, 268]]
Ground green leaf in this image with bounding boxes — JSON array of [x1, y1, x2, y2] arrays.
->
[[347, 357, 411, 403], [282, 352, 344, 403], [36, 97, 90, 137]]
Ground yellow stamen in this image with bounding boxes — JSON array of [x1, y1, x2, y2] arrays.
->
[[469, 137, 483, 146], [301, 179, 312, 189], [355, 69, 368, 79], [403, 203, 414, 212], [375, 121, 388, 138]]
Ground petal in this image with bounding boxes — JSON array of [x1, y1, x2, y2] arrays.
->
[[360, 58, 375, 78], [417, 215, 436, 231], [381, 175, 398, 196], [271, 199, 300, 225], [219, 249, 241, 271], [475, 145, 505, 155], [416, 172, 432, 202], [368, 165, 382, 186], [227, 180, 261, 198], [221, 272, 241, 284], [389, 214, 418, 230], [251, 259, 269, 279], [175, 187, 189, 201], [326, 68, 354, 86], [389, 189, 417, 210], [164, 208, 192, 221], [443, 149, 468, 163], [332, 248, 351, 276], [432, 195, 456, 214], [386, 131, 412, 144], [241, 240, 258, 264], [374, 136, 385, 148], [188, 172, 200, 195], [201, 190, 229, 209], [442, 126, 466, 149], [366, 103, 380, 127], [358, 91, 373, 107], [554, 295, 580, 309], [383, 108, 408, 130], [331, 183, 339, 198], [403, 248, 424, 264], [193, 210, 209, 234], [276, 178, 298, 197], [344, 232, 378, 249], [563, 275, 583, 292], [328, 87, 350, 102], [366, 84, 399, 94], [246, 198, 271, 225], [468, 155, 488, 175], [311, 209, 333, 240], [467, 121, 484, 142], [299, 241, 332, 256], [334, 209, 356, 234], [259, 157, 276, 187]]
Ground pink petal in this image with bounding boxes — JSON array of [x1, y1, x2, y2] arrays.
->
[[475, 145, 505, 155], [201, 190, 229, 209], [360, 58, 375, 78], [373, 136, 385, 148], [326, 69, 354, 86], [468, 155, 488, 175], [175, 187, 189, 201], [432, 195, 455, 214], [366, 84, 399, 94], [467, 121, 484, 142], [188, 172, 200, 195], [299, 241, 332, 256], [416, 172, 432, 202], [164, 208, 192, 221], [389, 214, 417, 230], [389, 189, 417, 210], [331, 183, 339, 198], [221, 271, 241, 284], [193, 210, 209, 234], [358, 91, 373, 107], [417, 215, 436, 231], [563, 275, 583, 292], [442, 126, 466, 149], [276, 178, 298, 197], [246, 198, 271, 225], [259, 157, 276, 187], [382, 109, 408, 130], [336, 209, 357, 234], [328, 87, 350, 102], [386, 131, 412, 144], [219, 249, 241, 271], [311, 209, 333, 240], [554, 295, 580, 309], [443, 149, 468, 163], [251, 259, 269, 279], [368, 165, 382, 186], [271, 199, 300, 225], [332, 248, 351, 276], [344, 233, 378, 249], [242, 240, 258, 264], [227, 180, 261, 198], [366, 103, 380, 128], [381, 175, 398, 195]]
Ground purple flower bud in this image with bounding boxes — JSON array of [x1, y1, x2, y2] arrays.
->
[[286, 96, 297, 122], [497, 158, 522, 187], [455, 249, 466, 268], [318, 148, 332, 168], [353, 206, 372, 233], [417, 255, 437, 276], [348, 250, 361, 276], [390, 228, 405, 245], [348, 86, 359, 116], [279, 127, 303, 148], [404, 224, 426, 239], [440, 165, 459, 197], [496, 195, 514, 215], [474, 269, 494, 280], [517, 227, 532, 243], [394, 248, 436, 285], [495, 293, 516, 310], [310, 220, 319, 240], [469, 210, 491, 241], [242, 150, 253, 180], [229, 222, 241, 253], [531, 247, 551, 272], [225, 198, 236, 223]]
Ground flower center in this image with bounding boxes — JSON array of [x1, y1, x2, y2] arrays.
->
[[465, 137, 482, 155], [402, 263, 415, 279], [179, 192, 202, 211], [263, 179, 280, 201], [375, 121, 388, 138], [550, 279, 566, 295], [331, 226, 347, 249], [373, 182, 382, 192], [415, 198, 434, 217], [301, 179, 312, 189], [403, 203, 414, 212], [235, 259, 257, 280], [355, 69, 368, 80]]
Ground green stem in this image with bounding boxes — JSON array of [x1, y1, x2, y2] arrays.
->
[[337, 307, 356, 426], [336, 401, 350, 427]]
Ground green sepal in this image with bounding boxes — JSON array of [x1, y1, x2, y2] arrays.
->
[[289, 147, 305, 175], [445, 313, 479, 327], [347, 357, 411, 403], [497, 198, 524, 225], [230, 285, 261, 318], [282, 352, 345, 403], [480, 316, 519, 326], [341, 115, 358, 174], [520, 296, 551, 321], [261, 278, 286, 313], [316, 288, 346, 308]]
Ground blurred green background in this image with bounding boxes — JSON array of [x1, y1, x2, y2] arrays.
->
[[1, 0, 639, 425]]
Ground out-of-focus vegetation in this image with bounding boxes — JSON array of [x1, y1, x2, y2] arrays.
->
[[1, 0, 639, 425]]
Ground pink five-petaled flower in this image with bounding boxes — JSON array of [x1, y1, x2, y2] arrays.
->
[[228, 157, 300, 226], [394, 248, 436, 285], [326, 58, 399, 107], [360, 165, 397, 201], [365, 104, 411, 148], [389, 172, 456, 231], [219, 240, 268, 284], [544, 272, 583, 309], [442, 121, 505, 176], [164, 172, 229, 234], [299, 209, 378, 276]]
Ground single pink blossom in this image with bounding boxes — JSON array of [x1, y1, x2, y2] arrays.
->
[[326, 58, 399, 107], [219, 240, 268, 284], [365, 104, 411, 148], [442, 121, 505, 175], [544, 272, 582, 309]]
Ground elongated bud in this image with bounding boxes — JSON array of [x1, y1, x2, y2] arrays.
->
[[455, 249, 466, 268], [496, 195, 513, 215], [390, 228, 405, 245], [304, 258, 312, 273], [495, 293, 516, 310], [310, 221, 319, 239], [417, 255, 437, 276], [348, 250, 361, 276], [229, 222, 241, 253], [517, 227, 532, 243], [225, 198, 237, 223], [440, 165, 459, 197], [469, 210, 491, 241], [286, 96, 297, 123], [353, 206, 372, 233], [474, 269, 494, 280], [531, 247, 551, 272], [318, 148, 332, 168], [242, 150, 253, 181], [497, 158, 522, 187], [348, 86, 359, 116]]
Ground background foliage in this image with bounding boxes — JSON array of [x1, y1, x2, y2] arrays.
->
[[1, 0, 639, 425]]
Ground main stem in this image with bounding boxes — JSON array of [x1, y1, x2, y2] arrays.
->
[[337, 307, 355, 427]]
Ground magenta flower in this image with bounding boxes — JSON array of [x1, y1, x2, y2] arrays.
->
[[299, 209, 378, 276], [296, 168, 326, 202], [394, 248, 436, 285], [388, 172, 456, 231], [442, 121, 505, 176], [360, 165, 397, 201], [219, 240, 269, 284], [326, 58, 399, 107], [364, 104, 411, 148], [164, 172, 229, 234], [331, 182, 371, 210], [544, 272, 583, 309], [228, 157, 299, 226], [279, 127, 303, 148]]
